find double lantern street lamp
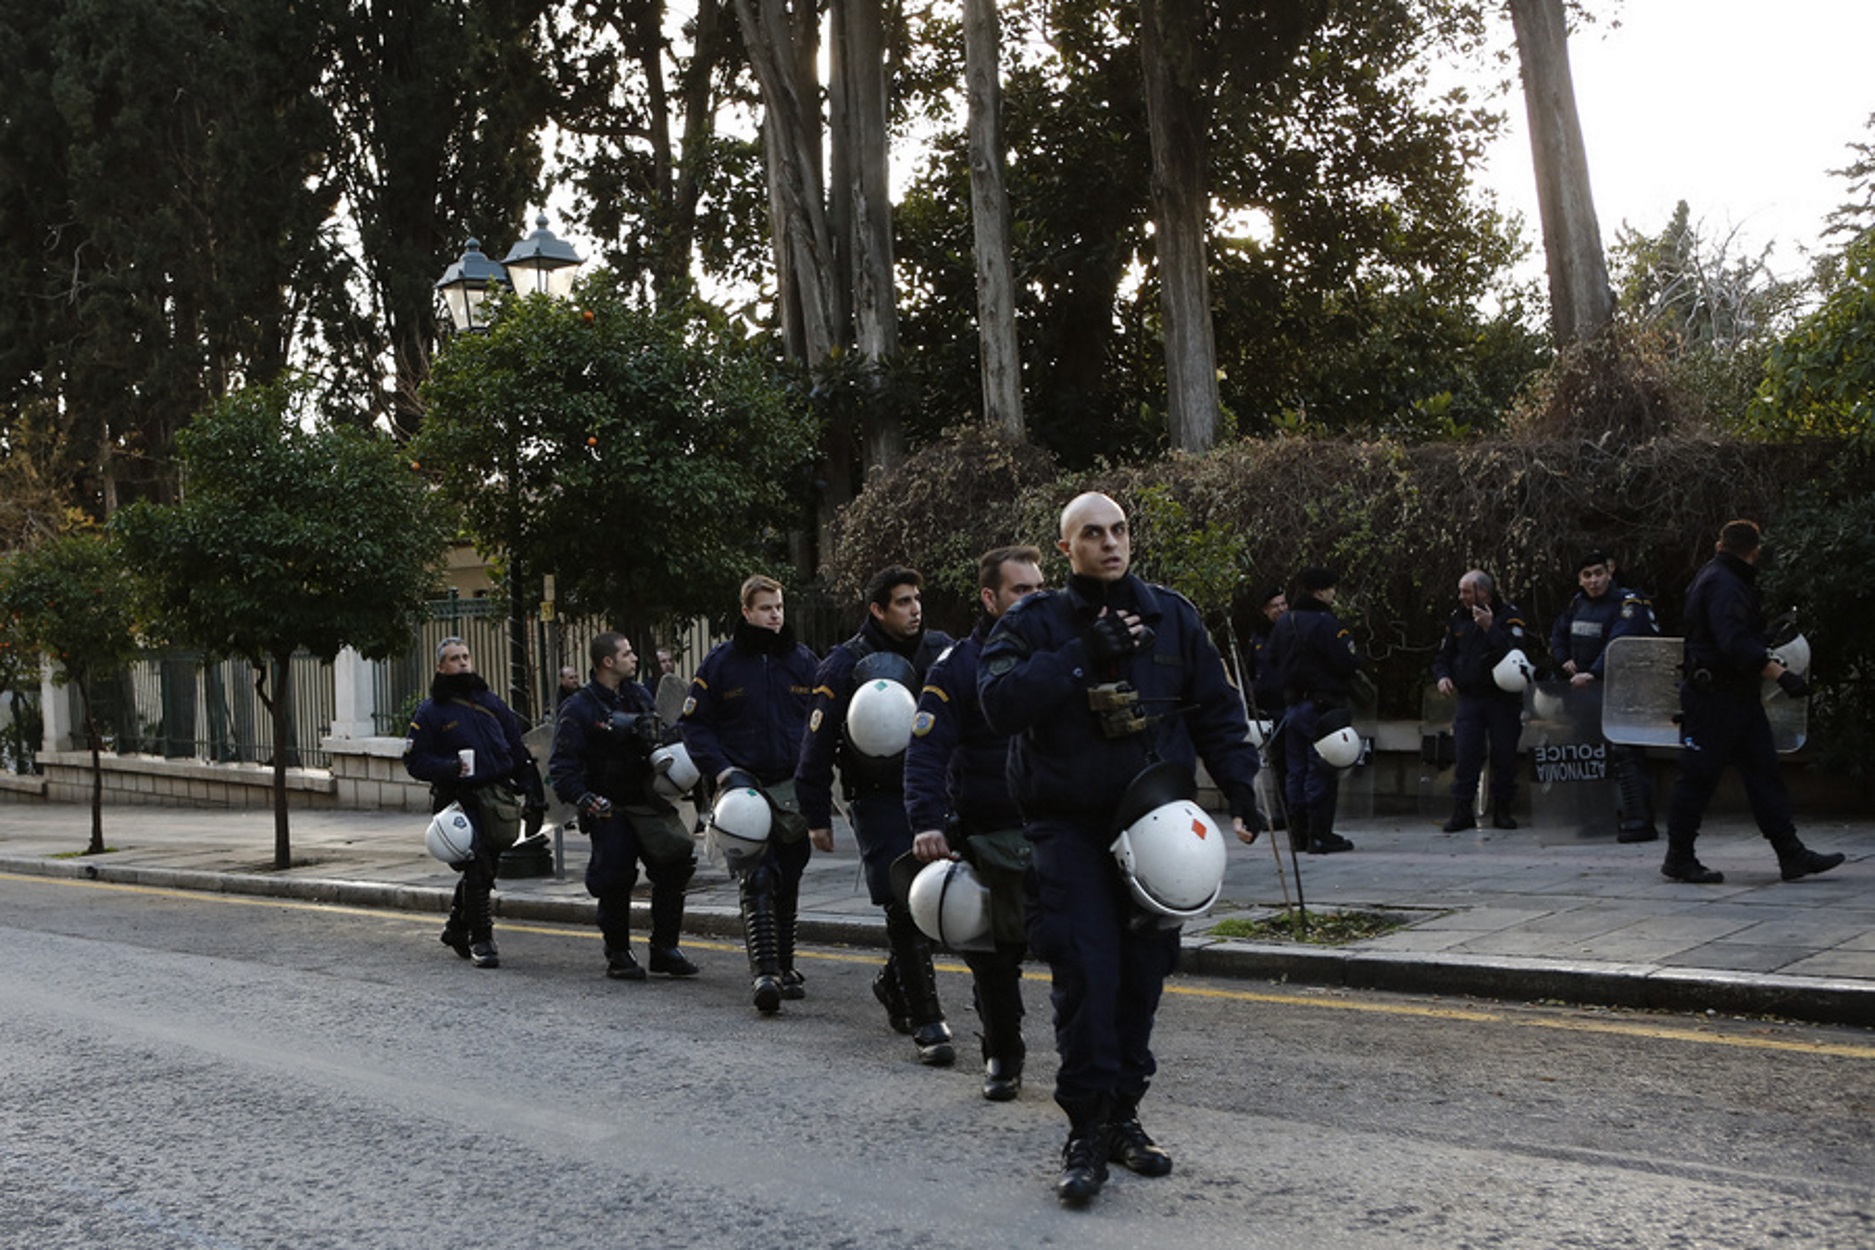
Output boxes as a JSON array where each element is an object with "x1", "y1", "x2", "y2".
[{"x1": 434, "y1": 215, "x2": 585, "y2": 722}]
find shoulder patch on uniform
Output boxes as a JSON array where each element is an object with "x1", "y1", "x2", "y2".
[
  {"x1": 809, "y1": 708, "x2": 824, "y2": 733},
  {"x1": 681, "y1": 695, "x2": 697, "y2": 716},
  {"x1": 986, "y1": 654, "x2": 1017, "y2": 676},
  {"x1": 1619, "y1": 604, "x2": 1634, "y2": 619},
  {"x1": 935, "y1": 643, "x2": 957, "y2": 666},
  {"x1": 911, "y1": 710, "x2": 936, "y2": 737}
]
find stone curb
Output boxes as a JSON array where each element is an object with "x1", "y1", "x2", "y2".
[{"x1": 7, "y1": 852, "x2": 1872, "y2": 1029}]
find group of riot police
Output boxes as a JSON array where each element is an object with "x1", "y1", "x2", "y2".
[{"x1": 403, "y1": 505, "x2": 1842, "y2": 1209}]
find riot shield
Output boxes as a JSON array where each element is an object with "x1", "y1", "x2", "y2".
[
  {"x1": 521, "y1": 720, "x2": 577, "y2": 829},
  {"x1": 1602, "y1": 636, "x2": 1808, "y2": 752},
  {"x1": 1524, "y1": 679, "x2": 1620, "y2": 842},
  {"x1": 655, "y1": 671, "x2": 688, "y2": 726}
]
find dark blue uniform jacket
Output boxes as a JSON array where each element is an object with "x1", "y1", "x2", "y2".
[
  {"x1": 1549, "y1": 586, "x2": 1658, "y2": 679},
  {"x1": 904, "y1": 616, "x2": 1022, "y2": 836},
  {"x1": 550, "y1": 678, "x2": 660, "y2": 808},
  {"x1": 978, "y1": 573, "x2": 1259, "y2": 824},
  {"x1": 795, "y1": 617, "x2": 951, "y2": 829},
  {"x1": 1265, "y1": 594, "x2": 1359, "y2": 703},
  {"x1": 404, "y1": 672, "x2": 538, "y2": 805},
  {"x1": 1433, "y1": 596, "x2": 1530, "y2": 699},
  {"x1": 679, "y1": 621, "x2": 817, "y2": 785},
  {"x1": 1682, "y1": 552, "x2": 1773, "y2": 694}
]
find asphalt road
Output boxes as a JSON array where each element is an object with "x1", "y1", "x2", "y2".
[{"x1": 3, "y1": 873, "x2": 1871, "y2": 1249}]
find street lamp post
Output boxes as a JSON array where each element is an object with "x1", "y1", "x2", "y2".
[{"x1": 434, "y1": 218, "x2": 583, "y2": 723}]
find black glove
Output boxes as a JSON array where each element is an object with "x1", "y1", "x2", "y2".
[
  {"x1": 608, "y1": 711, "x2": 662, "y2": 745},
  {"x1": 1088, "y1": 612, "x2": 1144, "y2": 661},
  {"x1": 578, "y1": 793, "x2": 614, "y2": 820},
  {"x1": 1776, "y1": 670, "x2": 1810, "y2": 699}
]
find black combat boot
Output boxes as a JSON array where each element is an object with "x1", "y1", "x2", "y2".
[
  {"x1": 1107, "y1": 1088, "x2": 1173, "y2": 1176},
  {"x1": 740, "y1": 873, "x2": 783, "y2": 1014},
  {"x1": 1308, "y1": 794, "x2": 1353, "y2": 854},
  {"x1": 440, "y1": 878, "x2": 472, "y2": 959},
  {"x1": 604, "y1": 946, "x2": 645, "y2": 980},
  {"x1": 775, "y1": 877, "x2": 805, "y2": 999},
  {"x1": 1442, "y1": 801, "x2": 1477, "y2": 833},
  {"x1": 647, "y1": 864, "x2": 699, "y2": 977},
  {"x1": 1661, "y1": 836, "x2": 1724, "y2": 884},
  {"x1": 872, "y1": 959, "x2": 911, "y2": 1034},
  {"x1": 1490, "y1": 798, "x2": 1518, "y2": 830},
  {"x1": 1775, "y1": 841, "x2": 1846, "y2": 882},
  {"x1": 887, "y1": 904, "x2": 954, "y2": 1066},
  {"x1": 1055, "y1": 1095, "x2": 1113, "y2": 1207},
  {"x1": 464, "y1": 866, "x2": 499, "y2": 969},
  {"x1": 973, "y1": 953, "x2": 1026, "y2": 1101},
  {"x1": 1286, "y1": 807, "x2": 1311, "y2": 853}
]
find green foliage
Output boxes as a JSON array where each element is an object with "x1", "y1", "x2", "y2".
[
  {"x1": 413, "y1": 287, "x2": 818, "y2": 629},
  {"x1": 0, "y1": 529, "x2": 141, "y2": 697},
  {"x1": 1746, "y1": 234, "x2": 1875, "y2": 441},
  {"x1": 1125, "y1": 484, "x2": 1246, "y2": 621},
  {"x1": 113, "y1": 381, "x2": 452, "y2": 665}
]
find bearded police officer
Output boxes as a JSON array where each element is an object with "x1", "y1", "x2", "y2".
[
  {"x1": 680, "y1": 575, "x2": 819, "y2": 1012},
  {"x1": 1434, "y1": 569, "x2": 1530, "y2": 832},
  {"x1": 404, "y1": 637, "x2": 546, "y2": 968},
  {"x1": 1549, "y1": 549, "x2": 1662, "y2": 841},
  {"x1": 797, "y1": 567, "x2": 956, "y2": 1063},
  {"x1": 552, "y1": 632, "x2": 701, "y2": 980},
  {"x1": 1661, "y1": 520, "x2": 1844, "y2": 884},
  {"x1": 979, "y1": 492, "x2": 1261, "y2": 1207},
  {"x1": 905, "y1": 546, "x2": 1045, "y2": 1101}
]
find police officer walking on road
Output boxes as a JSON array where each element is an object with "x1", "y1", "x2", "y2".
[
  {"x1": 1267, "y1": 566, "x2": 1360, "y2": 854},
  {"x1": 403, "y1": 637, "x2": 545, "y2": 969},
  {"x1": 1434, "y1": 570, "x2": 1530, "y2": 832},
  {"x1": 680, "y1": 575, "x2": 819, "y2": 1013},
  {"x1": 1549, "y1": 549, "x2": 1661, "y2": 841},
  {"x1": 551, "y1": 632, "x2": 701, "y2": 980},
  {"x1": 979, "y1": 492, "x2": 1262, "y2": 1207},
  {"x1": 905, "y1": 546, "x2": 1045, "y2": 1101},
  {"x1": 797, "y1": 567, "x2": 956, "y2": 1063},
  {"x1": 1661, "y1": 520, "x2": 1845, "y2": 885}
]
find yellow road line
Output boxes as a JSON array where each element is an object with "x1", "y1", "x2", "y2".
[{"x1": 9, "y1": 870, "x2": 1872, "y2": 1059}]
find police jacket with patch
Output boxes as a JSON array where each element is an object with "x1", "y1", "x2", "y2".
[
  {"x1": 1266, "y1": 594, "x2": 1359, "y2": 704},
  {"x1": 1549, "y1": 586, "x2": 1658, "y2": 679},
  {"x1": 404, "y1": 673, "x2": 539, "y2": 807},
  {"x1": 904, "y1": 616, "x2": 1022, "y2": 837},
  {"x1": 679, "y1": 621, "x2": 818, "y2": 786},
  {"x1": 978, "y1": 572, "x2": 1259, "y2": 825},
  {"x1": 795, "y1": 616, "x2": 951, "y2": 828},
  {"x1": 1682, "y1": 552, "x2": 1773, "y2": 693},
  {"x1": 550, "y1": 678, "x2": 661, "y2": 808},
  {"x1": 1433, "y1": 596, "x2": 1529, "y2": 699}
]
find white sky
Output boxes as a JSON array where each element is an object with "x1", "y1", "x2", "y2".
[{"x1": 1480, "y1": 1, "x2": 1875, "y2": 283}]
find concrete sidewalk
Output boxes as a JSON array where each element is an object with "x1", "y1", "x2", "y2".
[{"x1": 2, "y1": 800, "x2": 1870, "y2": 1027}]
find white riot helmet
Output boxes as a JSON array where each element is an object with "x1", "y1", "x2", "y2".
[
  {"x1": 845, "y1": 678, "x2": 918, "y2": 759},
  {"x1": 649, "y1": 742, "x2": 700, "y2": 799},
  {"x1": 424, "y1": 802, "x2": 477, "y2": 865},
  {"x1": 1109, "y1": 763, "x2": 1229, "y2": 920},
  {"x1": 907, "y1": 859, "x2": 994, "y2": 952},
  {"x1": 707, "y1": 785, "x2": 771, "y2": 866},
  {"x1": 1771, "y1": 633, "x2": 1811, "y2": 678},
  {"x1": 1492, "y1": 648, "x2": 1534, "y2": 693},
  {"x1": 1247, "y1": 718, "x2": 1273, "y2": 748},
  {"x1": 1312, "y1": 704, "x2": 1362, "y2": 769}
]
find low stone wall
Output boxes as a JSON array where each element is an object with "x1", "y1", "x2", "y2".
[
  {"x1": 324, "y1": 737, "x2": 432, "y2": 813},
  {"x1": 22, "y1": 751, "x2": 337, "y2": 809}
]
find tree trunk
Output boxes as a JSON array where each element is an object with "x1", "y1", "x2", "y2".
[
  {"x1": 266, "y1": 653, "x2": 293, "y2": 870},
  {"x1": 77, "y1": 678, "x2": 104, "y2": 855},
  {"x1": 962, "y1": 0, "x2": 1024, "y2": 439},
  {"x1": 838, "y1": 0, "x2": 904, "y2": 476},
  {"x1": 1140, "y1": 0, "x2": 1221, "y2": 453},
  {"x1": 1508, "y1": 0, "x2": 1614, "y2": 346}
]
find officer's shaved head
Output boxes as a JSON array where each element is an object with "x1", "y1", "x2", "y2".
[{"x1": 1058, "y1": 492, "x2": 1131, "y2": 581}]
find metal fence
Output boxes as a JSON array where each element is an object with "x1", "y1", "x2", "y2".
[{"x1": 107, "y1": 650, "x2": 338, "y2": 768}]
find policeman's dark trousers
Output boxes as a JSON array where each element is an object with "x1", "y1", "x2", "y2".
[
  {"x1": 740, "y1": 837, "x2": 811, "y2": 972},
  {"x1": 584, "y1": 812, "x2": 696, "y2": 950},
  {"x1": 848, "y1": 789, "x2": 915, "y2": 905},
  {"x1": 1025, "y1": 818, "x2": 1178, "y2": 1105},
  {"x1": 447, "y1": 854, "x2": 498, "y2": 942},
  {"x1": 1665, "y1": 689, "x2": 1797, "y2": 854},
  {"x1": 1281, "y1": 700, "x2": 1340, "y2": 820},
  {"x1": 1451, "y1": 694, "x2": 1521, "y2": 809},
  {"x1": 962, "y1": 944, "x2": 1027, "y2": 1064}
]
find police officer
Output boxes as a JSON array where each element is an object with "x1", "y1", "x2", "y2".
[
  {"x1": 1661, "y1": 520, "x2": 1844, "y2": 884},
  {"x1": 679, "y1": 575, "x2": 819, "y2": 1013},
  {"x1": 979, "y1": 492, "x2": 1261, "y2": 1207},
  {"x1": 905, "y1": 546, "x2": 1045, "y2": 1101},
  {"x1": 797, "y1": 567, "x2": 955, "y2": 1063},
  {"x1": 1434, "y1": 569, "x2": 1529, "y2": 832},
  {"x1": 1549, "y1": 549, "x2": 1661, "y2": 841},
  {"x1": 1241, "y1": 583, "x2": 1289, "y2": 840},
  {"x1": 1266, "y1": 567, "x2": 1360, "y2": 854},
  {"x1": 551, "y1": 632, "x2": 700, "y2": 980},
  {"x1": 403, "y1": 637, "x2": 545, "y2": 969}
]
